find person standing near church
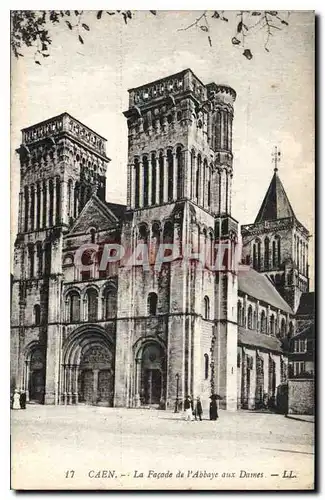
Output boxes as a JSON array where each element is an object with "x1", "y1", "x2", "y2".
[
  {"x1": 194, "y1": 397, "x2": 203, "y2": 421},
  {"x1": 209, "y1": 395, "x2": 219, "y2": 421},
  {"x1": 184, "y1": 395, "x2": 193, "y2": 421},
  {"x1": 12, "y1": 389, "x2": 21, "y2": 410},
  {"x1": 20, "y1": 390, "x2": 26, "y2": 410}
]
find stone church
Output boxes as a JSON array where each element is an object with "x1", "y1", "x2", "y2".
[{"x1": 11, "y1": 69, "x2": 311, "y2": 411}]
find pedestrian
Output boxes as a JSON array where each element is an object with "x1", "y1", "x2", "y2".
[
  {"x1": 20, "y1": 390, "x2": 26, "y2": 410},
  {"x1": 194, "y1": 396, "x2": 203, "y2": 421},
  {"x1": 209, "y1": 394, "x2": 219, "y2": 421},
  {"x1": 184, "y1": 395, "x2": 193, "y2": 421},
  {"x1": 12, "y1": 389, "x2": 21, "y2": 410}
]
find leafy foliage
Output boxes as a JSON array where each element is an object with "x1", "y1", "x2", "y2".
[
  {"x1": 179, "y1": 10, "x2": 290, "y2": 60},
  {"x1": 11, "y1": 10, "x2": 290, "y2": 64}
]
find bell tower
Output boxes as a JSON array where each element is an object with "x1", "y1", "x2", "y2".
[
  {"x1": 115, "y1": 69, "x2": 239, "y2": 411},
  {"x1": 241, "y1": 148, "x2": 310, "y2": 312},
  {"x1": 11, "y1": 113, "x2": 109, "y2": 402}
]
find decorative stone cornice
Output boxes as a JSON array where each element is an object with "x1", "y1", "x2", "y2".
[{"x1": 21, "y1": 113, "x2": 108, "y2": 160}]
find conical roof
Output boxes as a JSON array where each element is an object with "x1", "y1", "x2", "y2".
[{"x1": 255, "y1": 169, "x2": 295, "y2": 223}]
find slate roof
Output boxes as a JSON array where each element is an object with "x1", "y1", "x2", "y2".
[
  {"x1": 238, "y1": 327, "x2": 284, "y2": 353},
  {"x1": 238, "y1": 267, "x2": 293, "y2": 314},
  {"x1": 105, "y1": 202, "x2": 127, "y2": 221},
  {"x1": 255, "y1": 170, "x2": 296, "y2": 223},
  {"x1": 296, "y1": 292, "x2": 315, "y2": 316}
]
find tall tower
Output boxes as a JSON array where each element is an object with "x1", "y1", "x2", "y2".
[
  {"x1": 115, "y1": 69, "x2": 239, "y2": 410},
  {"x1": 11, "y1": 113, "x2": 109, "y2": 402},
  {"x1": 241, "y1": 148, "x2": 309, "y2": 312}
]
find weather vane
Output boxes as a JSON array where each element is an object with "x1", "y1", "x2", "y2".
[{"x1": 272, "y1": 146, "x2": 281, "y2": 172}]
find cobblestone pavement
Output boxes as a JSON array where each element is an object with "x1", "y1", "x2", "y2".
[{"x1": 11, "y1": 405, "x2": 314, "y2": 490}]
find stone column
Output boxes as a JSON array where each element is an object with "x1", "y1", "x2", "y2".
[
  {"x1": 129, "y1": 163, "x2": 134, "y2": 209},
  {"x1": 183, "y1": 149, "x2": 190, "y2": 199},
  {"x1": 60, "y1": 179, "x2": 68, "y2": 226},
  {"x1": 53, "y1": 179, "x2": 57, "y2": 227},
  {"x1": 34, "y1": 245, "x2": 39, "y2": 278},
  {"x1": 71, "y1": 365, "x2": 77, "y2": 404},
  {"x1": 267, "y1": 305, "x2": 270, "y2": 335},
  {"x1": 190, "y1": 152, "x2": 195, "y2": 200},
  {"x1": 220, "y1": 111, "x2": 225, "y2": 151},
  {"x1": 256, "y1": 300, "x2": 260, "y2": 331},
  {"x1": 228, "y1": 173, "x2": 233, "y2": 214},
  {"x1": 139, "y1": 117, "x2": 144, "y2": 133},
  {"x1": 74, "y1": 366, "x2": 79, "y2": 404},
  {"x1": 63, "y1": 365, "x2": 67, "y2": 404},
  {"x1": 229, "y1": 114, "x2": 233, "y2": 151},
  {"x1": 248, "y1": 351, "x2": 256, "y2": 410},
  {"x1": 131, "y1": 165, "x2": 135, "y2": 209},
  {"x1": 241, "y1": 348, "x2": 247, "y2": 408},
  {"x1": 155, "y1": 157, "x2": 160, "y2": 204},
  {"x1": 243, "y1": 294, "x2": 247, "y2": 328},
  {"x1": 139, "y1": 160, "x2": 144, "y2": 208},
  {"x1": 22, "y1": 360, "x2": 26, "y2": 393},
  {"x1": 221, "y1": 169, "x2": 227, "y2": 214},
  {"x1": 46, "y1": 179, "x2": 51, "y2": 227},
  {"x1": 225, "y1": 172, "x2": 229, "y2": 214},
  {"x1": 127, "y1": 162, "x2": 132, "y2": 208},
  {"x1": 18, "y1": 191, "x2": 24, "y2": 233},
  {"x1": 25, "y1": 360, "x2": 30, "y2": 401},
  {"x1": 26, "y1": 187, "x2": 30, "y2": 232},
  {"x1": 134, "y1": 358, "x2": 141, "y2": 407},
  {"x1": 173, "y1": 152, "x2": 178, "y2": 200},
  {"x1": 39, "y1": 186, "x2": 44, "y2": 229},
  {"x1": 67, "y1": 365, "x2": 73, "y2": 404},
  {"x1": 83, "y1": 297, "x2": 88, "y2": 322},
  {"x1": 201, "y1": 161, "x2": 206, "y2": 207},
  {"x1": 148, "y1": 156, "x2": 152, "y2": 206},
  {"x1": 93, "y1": 369, "x2": 99, "y2": 405},
  {"x1": 263, "y1": 353, "x2": 269, "y2": 398},
  {"x1": 33, "y1": 188, "x2": 38, "y2": 230},
  {"x1": 29, "y1": 187, "x2": 34, "y2": 231},
  {"x1": 163, "y1": 155, "x2": 168, "y2": 203}
]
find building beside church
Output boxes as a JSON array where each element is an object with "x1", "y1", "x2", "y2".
[{"x1": 11, "y1": 69, "x2": 312, "y2": 412}]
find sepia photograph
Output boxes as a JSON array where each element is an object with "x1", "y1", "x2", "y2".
[{"x1": 10, "y1": 8, "x2": 315, "y2": 491}]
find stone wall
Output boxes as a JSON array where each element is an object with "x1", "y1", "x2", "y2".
[{"x1": 288, "y1": 378, "x2": 314, "y2": 415}]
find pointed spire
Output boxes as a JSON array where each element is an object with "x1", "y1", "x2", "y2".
[{"x1": 254, "y1": 149, "x2": 296, "y2": 223}]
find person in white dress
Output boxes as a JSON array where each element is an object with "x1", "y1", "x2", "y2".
[{"x1": 12, "y1": 389, "x2": 21, "y2": 410}]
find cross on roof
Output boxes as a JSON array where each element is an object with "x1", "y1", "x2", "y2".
[{"x1": 272, "y1": 146, "x2": 281, "y2": 172}]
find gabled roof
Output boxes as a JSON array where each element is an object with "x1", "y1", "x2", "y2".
[
  {"x1": 296, "y1": 292, "x2": 315, "y2": 316},
  {"x1": 238, "y1": 327, "x2": 284, "y2": 353},
  {"x1": 68, "y1": 195, "x2": 121, "y2": 235},
  {"x1": 255, "y1": 169, "x2": 296, "y2": 223},
  {"x1": 238, "y1": 267, "x2": 293, "y2": 314}
]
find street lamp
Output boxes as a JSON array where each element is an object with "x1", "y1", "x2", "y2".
[{"x1": 174, "y1": 373, "x2": 180, "y2": 413}]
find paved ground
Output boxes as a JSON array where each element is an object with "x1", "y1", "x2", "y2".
[{"x1": 11, "y1": 405, "x2": 314, "y2": 490}]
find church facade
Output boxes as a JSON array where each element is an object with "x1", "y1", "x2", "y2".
[{"x1": 11, "y1": 69, "x2": 310, "y2": 411}]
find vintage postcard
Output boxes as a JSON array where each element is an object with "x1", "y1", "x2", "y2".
[{"x1": 10, "y1": 10, "x2": 315, "y2": 490}]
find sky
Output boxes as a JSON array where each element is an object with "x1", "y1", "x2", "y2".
[{"x1": 10, "y1": 10, "x2": 314, "y2": 286}]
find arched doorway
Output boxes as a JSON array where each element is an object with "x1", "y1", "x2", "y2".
[
  {"x1": 28, "y1": 347, "x2": 46, "y2": 403},
  {"x1": 62, "y1": 326, "x2": 114, "y2": 406},
  {"x1": 135, "y1": 341, "x2": 166, "y2": 407},
  {"x1": 78, "y1": 344, "x2": 114, "y2": 405}
]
